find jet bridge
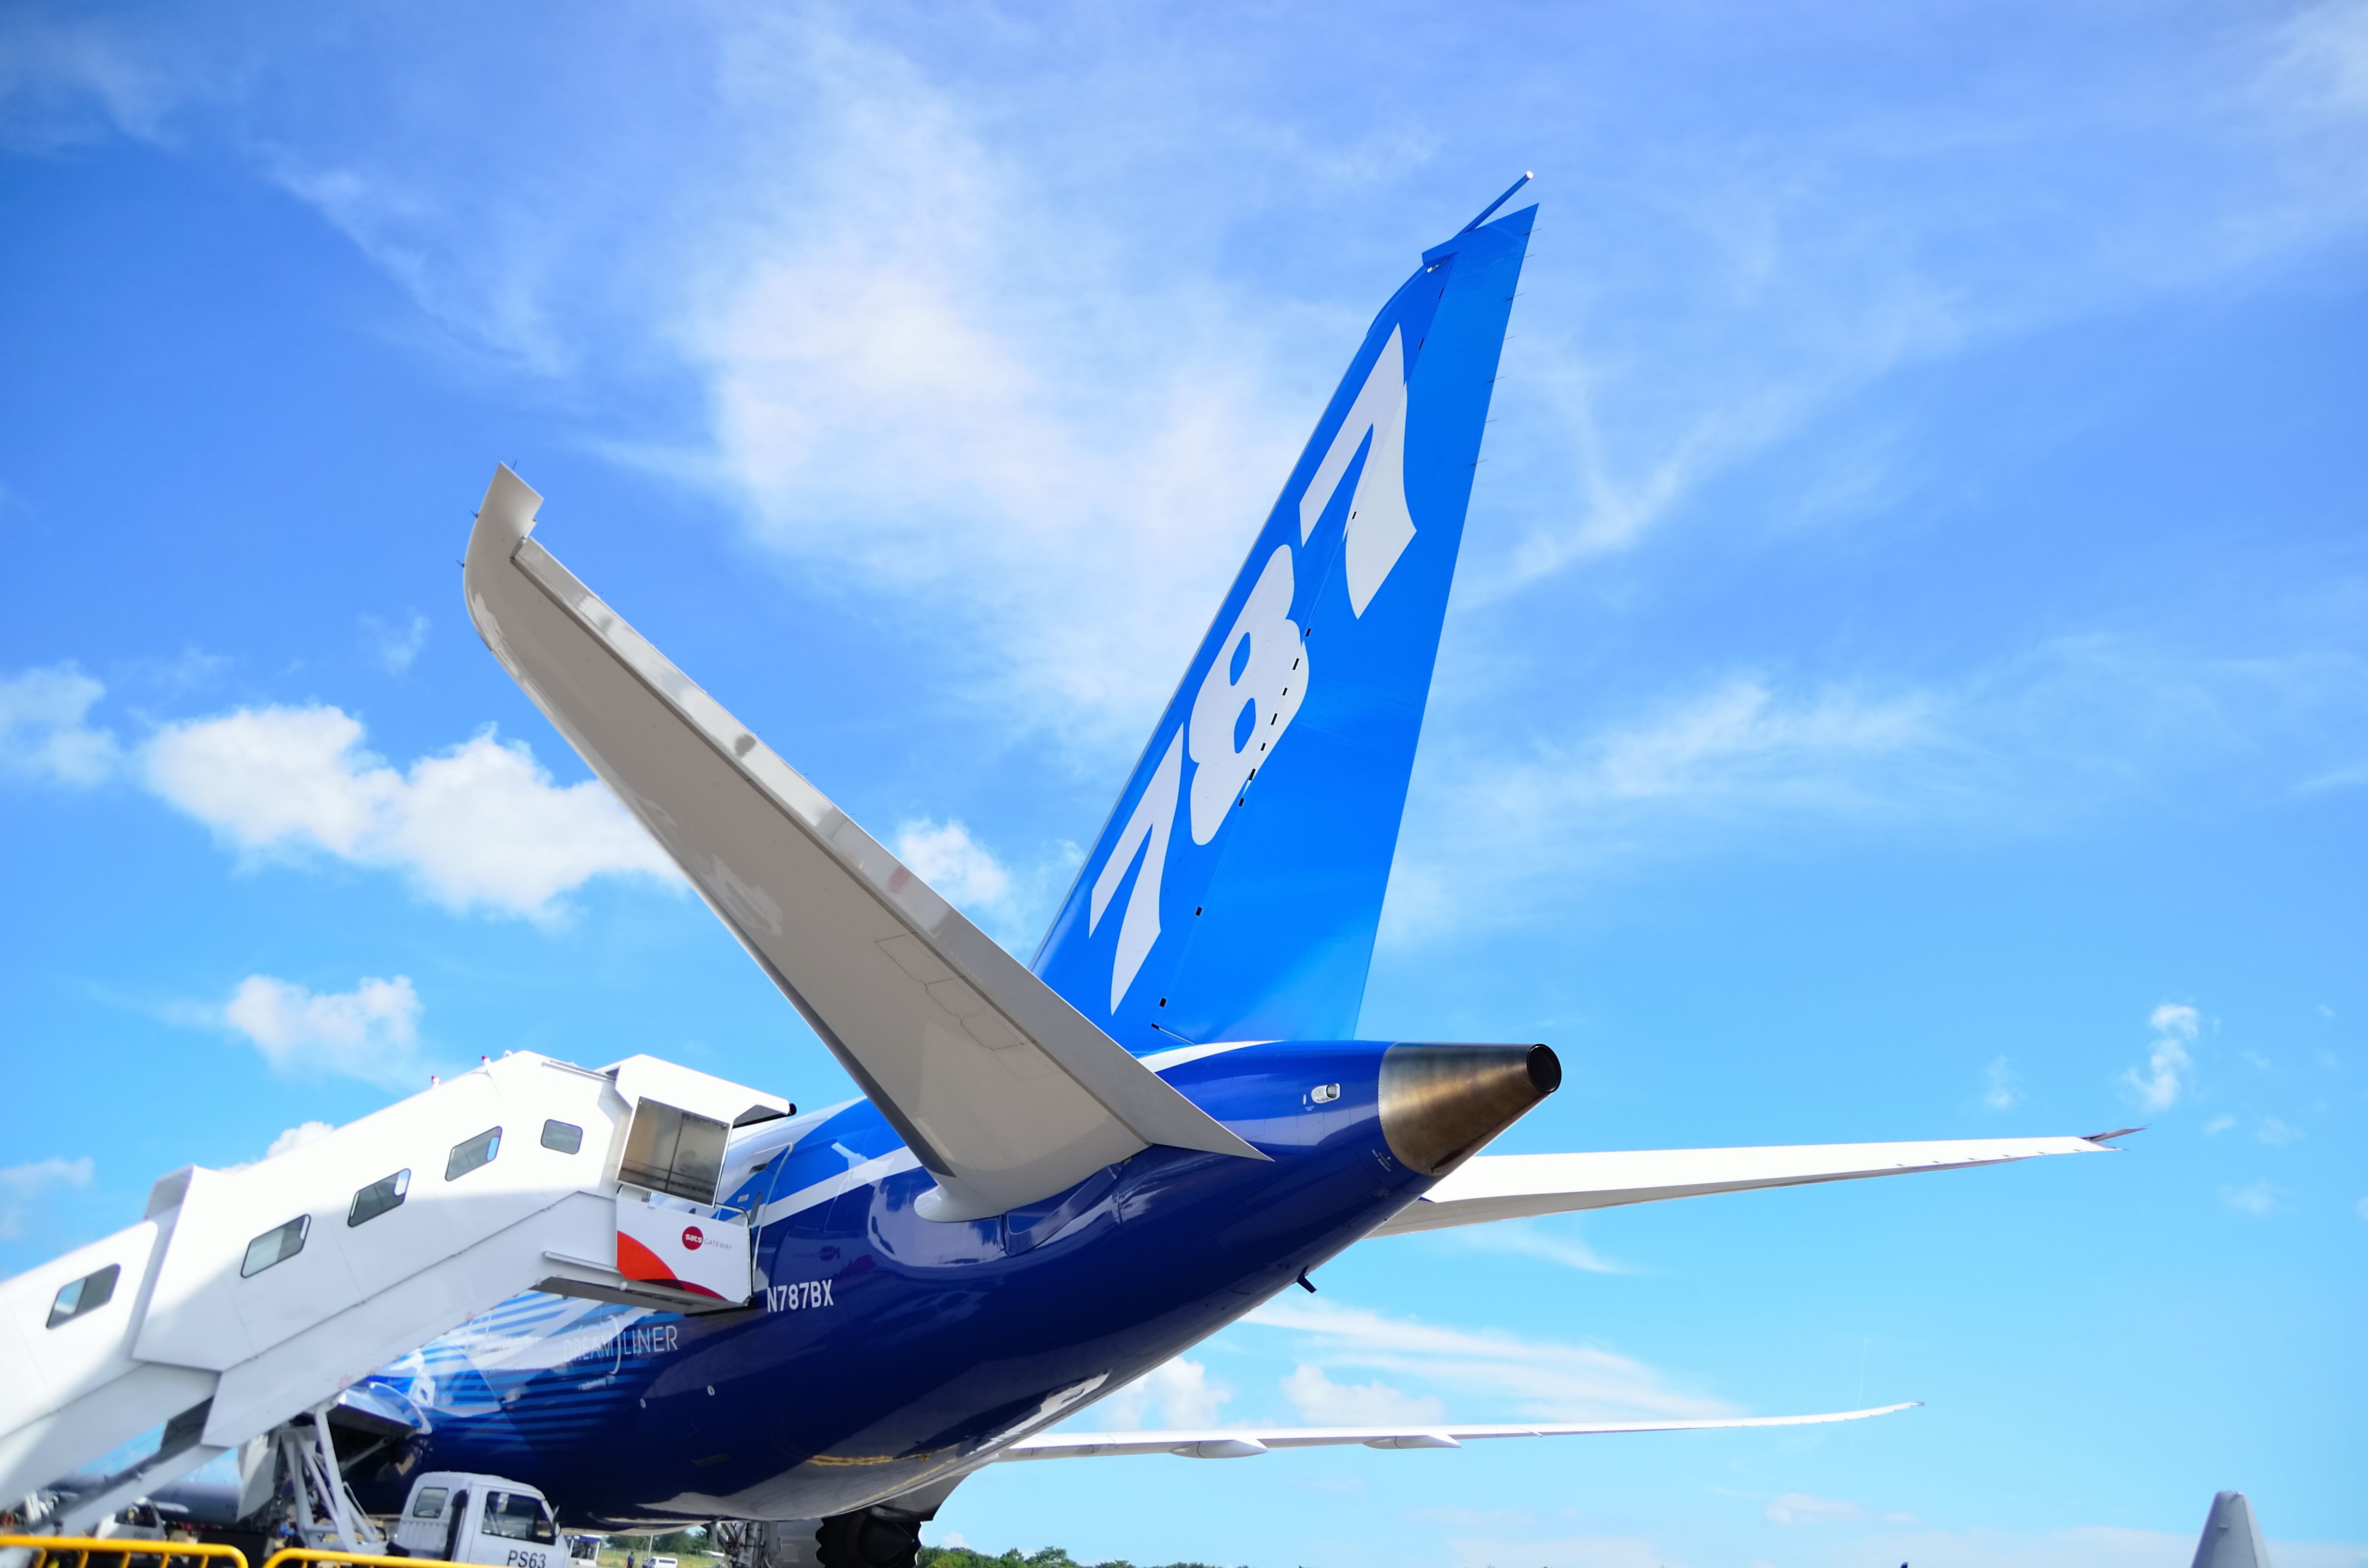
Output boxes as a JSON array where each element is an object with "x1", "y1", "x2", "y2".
[{"x1": 0, "y1": 1053, "x2": 787, "y2": 1537}]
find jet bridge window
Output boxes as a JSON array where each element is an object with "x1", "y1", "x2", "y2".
[
  {"x1": 240, "y1": 1215, "x2": 309, "y2": 1277},
  {"x1": 46, "y1": 1262, "x2": 120, "y2": 1328},
  {"x1": 348, "y1": 1169, "x2": 409, "y2": 1227},
  {"x1": 482, "y1": 1492, "x2": 556, "y2": 1544},
  {"x1": 446, "y1": 1126, "x2": 502, "y2": 1181},
  {"x1": 619, "y1": 1099, "x2": 728, "y2": 1204}
]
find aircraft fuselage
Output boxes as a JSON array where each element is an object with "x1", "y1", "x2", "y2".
[{"x1": 353, "y1": 1040, "x2": 1532, "y2": 1526}]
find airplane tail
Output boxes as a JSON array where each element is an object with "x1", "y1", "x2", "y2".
[
  {"x1": 2191, "y1": 1491, "x2": 2273, "y2": 1568},
  {"x1": 1034, "y1": 180, "x2": 1536, "y2": 1049}
]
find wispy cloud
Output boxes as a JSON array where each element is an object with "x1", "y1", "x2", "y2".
[
  {"x1": 0, "y1": 663, "x2": 120, "y2": 785},
  {"x1": 0, "y1": 1155, "x2": 95, "y2": 1241},
  {"x1": 2125, "y1": 1003, "x2": 2200, "y2": 1112},
  {"x1": 1243, "y1": 1295, "x2": 1727, "y2": 1421},
  {"x1": 1433, "y1": 1217, "x2": 1634, "y2": 1275},
  {"x1": 2257, "y1": 1115, "x2": 2305, "y2": 1146},
  {"x1": 1387, "y1": 640, "x2": 2368, "y2": 942},
  {"x1": 1765, "y1": 1492, "x2": 1913, "y2": 1526},
  {"x1": 2222, "y1": 1178, "x2": 2286, "y2": 1216},
  {"x1": 360, "y1": 612, "x2": 429, "y2": 675},
  {"x1": 1982, "y1": 1055, "x2": 2022, "y2": 1111},
  {"x1": 1280, "y1": 1364, "x2": 1446, "y2": 1426}
]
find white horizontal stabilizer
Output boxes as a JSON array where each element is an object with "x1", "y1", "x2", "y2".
[
  {"x1": 998, "y1": 1402, "x2": 1918, "y2": 1460},
  {"x1": 463, "y1": 466, "x2": 1260, "y2": 1220},
  {"x1": 1370, "y1": 1134, "x2": 2121, "y2": 1236}
]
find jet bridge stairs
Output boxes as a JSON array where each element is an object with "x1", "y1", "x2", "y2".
[{"x1": 0, "y1": 1053, "x2": 788, "y2": 1541}]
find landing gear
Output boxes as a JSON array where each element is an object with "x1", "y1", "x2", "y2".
[{"x1": 814, "y1": 1509, "x2": 920, "y2": 1568}]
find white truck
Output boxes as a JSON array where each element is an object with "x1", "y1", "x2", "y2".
[{"x1": 391, "y1": 1472, "x2": 561, "y2": 1568}]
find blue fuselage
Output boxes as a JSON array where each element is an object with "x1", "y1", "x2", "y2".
[{"x1": 352, "y1": 1042, "x2": 1431, "y2": 1526}]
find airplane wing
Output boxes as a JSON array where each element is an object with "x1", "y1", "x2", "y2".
[
  {"x1": 997, "y1": 1401, "x2": 1918, "y2": 1460},
  {"x1": 463, "y1": 466, "x2": 1262, "y2": 1221},
  {"x1": 1368, "y1": 1133, "x2": 2125, "y2": 1235}
]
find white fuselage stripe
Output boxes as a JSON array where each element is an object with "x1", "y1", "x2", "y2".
[
  {"x1": 751, "y1": 1050, "x2": 1258, "y2": 1227},
  {"x1": 753, "y1": 1149, "x2": 923, "y2": 1230}
]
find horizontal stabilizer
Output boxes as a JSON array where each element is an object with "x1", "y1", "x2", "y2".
[
  {"x1": 463, "y1": 466, "x2": 1261, "y2": 1221},
  {"x1": 999, "y1": 1401, "x2": 1917, "y2": 1460},
  {"x1": 1370, "y1": 1134, "x2": 2118, "y2": 1236}
]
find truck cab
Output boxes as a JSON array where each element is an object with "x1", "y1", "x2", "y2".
[{"x1": 391, "y1": 1472, "x2": 560, "y2": 1568}]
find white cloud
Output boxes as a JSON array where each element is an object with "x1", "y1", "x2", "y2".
[
  {"x1": 2124, "y1": 1003, "x2": 2200, "y2": 1111},
  {"x1": 223, "y1": 1120, "x2": 340, "y2": 1172},
  {"x1": 265, "y1": 1120, "x2": 336, "y2": 1160},
  {"x1": 2204, "y1": 1114, "x2": 2237, "y2": 1135},
  {"x1": 0, "y1": 664, "x2": 121, "y2": 785},
  {"x1": 0, "y1": 1155, "x2": 96, "y2": 1240},
  {"x1": 1086, "y1": 1356, "x2": 1231, "y2": 1431},
  {"x1": 894, "y1": 819, "x2": 1015, "y2": 922},
  {"x1": 2222, "y1": 1178, "x2": 2285, "y2": 1216},
  {"x1": 1982, "y1": 1055, "x2": 2022, "y2": 1111},
  {"x1": 1436, "y1": 1217, "x2": 1633, "y2": 1275},
  {"x1": 142, "y1": 704, "x2": 678, "y2": 919},
  {"x1": 1765, "y1": 1492, "x2": 1865, "y2": 1526},
  {"x1": 1244, "y1": 1296, "x2": 1727, "y2": 1422},
  {"x1": 217, "y1": 974, "x2": 427, "y2": 1089},
  {"x1": 1280, "y1": 1364, "x2": 1447, "y2": 1426},
  {"x1": 2356, "y1": 1194, "x2": 2368, "y2": 1220},
  {"x1": 360, "y1": 612, "x2": 429, "y2": 675},
  {"x1": 2257, "y1": 1115, "x2": 2305, "y2": 1146}
]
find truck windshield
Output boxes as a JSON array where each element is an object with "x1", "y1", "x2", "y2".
[{"x1": 482, "y1": 1492, "x2": 556, "y2": 1544}]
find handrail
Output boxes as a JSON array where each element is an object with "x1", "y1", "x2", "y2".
[
  {"x1": 0, "y1": 1536, "x2": 251, "y2": 1568},
  {"x1": 261, "y1": 1551, "x2": 483, "y2": 1568}
]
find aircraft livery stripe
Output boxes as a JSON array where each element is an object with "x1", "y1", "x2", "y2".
[{"x1": 752, "y1": 1148, "x2": 923, "y2": 1230}]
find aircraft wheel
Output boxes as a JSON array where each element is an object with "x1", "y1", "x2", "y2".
[{"x1": 814, "y1": 1510, "x2": 918, "y2": 1568}]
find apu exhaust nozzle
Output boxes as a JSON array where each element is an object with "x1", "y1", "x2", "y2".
[{"x1": 1378, "y1": 1042, "x2": 1562, "y2": 1176}]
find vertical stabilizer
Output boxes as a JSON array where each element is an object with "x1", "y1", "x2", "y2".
[
  {"x1": 1034, "y1": 195, "x2": 1535, "y2": 1049},
  {"x1": 2191, "y1": 1491, "x2": 2273, "y2": 1568}
]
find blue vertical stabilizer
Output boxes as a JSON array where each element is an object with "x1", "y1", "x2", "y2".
[{"x1": 1034, "y1": 199, "x2": 1535, "y2": 1048}]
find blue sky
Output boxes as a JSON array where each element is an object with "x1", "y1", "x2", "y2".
[{"x1": 2, "y1": 3, "x2": 2363, "y2": 1565}]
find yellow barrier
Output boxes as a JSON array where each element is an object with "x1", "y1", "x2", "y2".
[
  {"x1": 262, "y1": 1550, "x2": 481, "y2": 1568},
  {"x1": 0, "y1": 1536, "x2": 251, "y2": 1568},
  {"x1": 0, "y1": 1536, "x2": 489, "y2": 1568}
]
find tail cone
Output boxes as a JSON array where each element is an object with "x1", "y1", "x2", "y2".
[{"x1": 1379, "y1": 1042, "x2": 1561, "y2": 1176}]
